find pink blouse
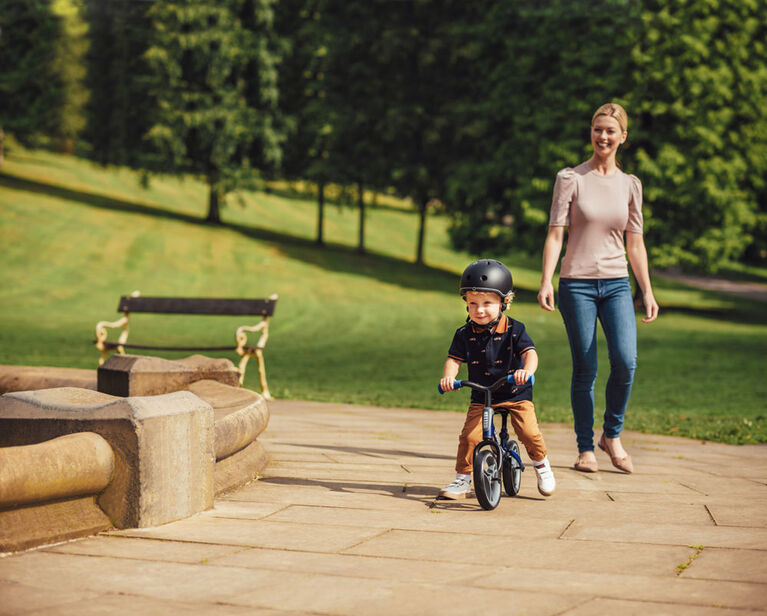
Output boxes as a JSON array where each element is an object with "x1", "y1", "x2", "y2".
[{"x1": 549, "y1": 162, "x2": 643, "y2": 279}]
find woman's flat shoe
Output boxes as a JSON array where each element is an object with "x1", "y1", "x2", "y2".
[
  {"x1": 598, "y1": 434, "x2": 634, "y2": 473},
  {"x1": 573, "y1": 456, "x2": 599, "y2": 473}
]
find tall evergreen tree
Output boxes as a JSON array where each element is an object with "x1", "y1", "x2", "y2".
[
  {"x1": 81, "y1": 0, "x2": 154, "y2": 167},
  {"x1": 379, "y1": 0, "x2": 479, "y2": 265},
  {"x1": 319, "y1": 1, "x2": 391, "y2": 254},
  {"x1": 0, "y1": 0, "x2": 88, "y2": 149},
  {"x1": 274, "y1": 0, "x2": 334, "y2": 245},
  {"x1": 143, "y1": 0, "x2": 282, "y2": 223}
]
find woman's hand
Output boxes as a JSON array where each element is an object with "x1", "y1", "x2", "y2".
[
  {"x1": 538, "y1": 281, "x2": 556, "y2": 311},
  {"x1": 641, "y1": 290, "x2": 659, "y2": 323},
  {"x1": 626, "y1": 233, "x2": 659, "y2": 323}
]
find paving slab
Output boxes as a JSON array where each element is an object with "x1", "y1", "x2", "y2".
[
  {"x1": 477, "y1": 566, "x2": 767, "y2": 610},
  {"x1": 207, "y1": 545, "x2": 494, "y2": 584},
  {"x1": 343, "y1": 529, "x2": 694, "y2": 574},
  {"x1": 559, "y1": 596, "x2": 764, "y2": 616},
  {"x1": 563, "y1": 519, "x2": 767, "y2": 549},
  {"x1": 21, "y1": 593, "x2": 268, "y2": 616},
  {"x1": 45, "y1": 535, "x2": 247, "y2": 564},
  {"x1": 113, "y1": 517, "x2": 385, "y2": 552},
  {"x1": 0, "y1": 580, "x2": 100, "y2": 616},
  {"x1": 707, "y1": 503, "x2": 767, "y2": 527},
  {"x1": 1, "y1": 397, "x2": 766, "y2": 614}
]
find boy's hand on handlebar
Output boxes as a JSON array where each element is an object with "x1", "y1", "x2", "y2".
[
  {"x1": 439, "y1": 376, "x2": 456, "y2": 392},
  {"x1": 512, "y1": 369, "x2": 533, "y2": 385}
]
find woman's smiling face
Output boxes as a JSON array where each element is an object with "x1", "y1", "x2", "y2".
[{"x1": 591, "y1": 114, "x2": 626, "y2": 159}]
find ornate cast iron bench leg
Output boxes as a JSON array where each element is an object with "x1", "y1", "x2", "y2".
[{"x1": 236, "y1": 320, "x2": 271, "y2": 399}]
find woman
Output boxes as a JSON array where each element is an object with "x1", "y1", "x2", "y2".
[{"x1": 538, "y1": 102, "x2": 659, "y2": 473}]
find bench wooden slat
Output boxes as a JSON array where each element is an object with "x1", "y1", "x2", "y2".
[
  {"x1": 117, "y1": 296, "x2": 276, "y2": 316},
  {"x1": 98, "y1": 341, "x2": 237, "y2": 352}
]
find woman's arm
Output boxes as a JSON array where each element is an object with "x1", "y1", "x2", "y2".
[
  {"x1": 538, "y1": 226, "x2": 565, "y2": 311},
  {"x1": 626, "y1": 232, "x2": 659, "y2": 323}
]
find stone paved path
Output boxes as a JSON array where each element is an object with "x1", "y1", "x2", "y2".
[{"x1": 1, "y1": 399, "x2": 766, "y2": 615}]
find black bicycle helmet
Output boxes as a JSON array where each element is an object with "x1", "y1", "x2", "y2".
[{"x1": 459, "y1": 259, "x2": 514, "y2": 305}]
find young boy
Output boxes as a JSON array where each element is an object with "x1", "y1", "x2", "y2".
[{"x1": 439, "y1": 259, "x2": 556, "y2": 499}]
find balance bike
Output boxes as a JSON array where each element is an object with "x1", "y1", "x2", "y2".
[{"x1": 438, "y1": 374, "x2": 534, "y2": 510}]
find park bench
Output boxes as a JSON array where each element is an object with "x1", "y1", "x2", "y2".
[{"x1": 94, "y1": 292, "x2": 278, "y2": 398}]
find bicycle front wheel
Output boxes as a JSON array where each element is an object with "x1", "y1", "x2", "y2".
[
  {"x1": 502, "y1": 440, "x2": 522, "y2": 496},
  {"x1": 473, "y1": 449, "x2": 501, "y2": 510}
]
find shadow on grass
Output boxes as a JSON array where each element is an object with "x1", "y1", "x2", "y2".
[
  {"x1": 0, "y1": 172, "x2": 203, "y2": 227},
  {"x1": 1, "y1": 170, "x2": 464, "y2": 295},
  {"x1": 657, "y1": 304, "x2": 767, "y2": 325},
  {"x1": 5, "y1": 171, "x2": 761, "y2": 315}
]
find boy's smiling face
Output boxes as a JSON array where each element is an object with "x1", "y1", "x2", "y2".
[{"x1": 465, "y1": 291, "x2": 503, "y2": 326}]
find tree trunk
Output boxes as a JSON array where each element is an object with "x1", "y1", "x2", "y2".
[
  {"x1": 316, "y1": 181, "x2": 325, "y2": 245},
  {"x1": 415, "y1": 197, "x2": 428, "y2": 264},
  {"x1": 357, "y1": 181, "x2": 365, "y2": 254},
  {"x1": 207, "y1": 183, "x2": 222, "y2": 224}
]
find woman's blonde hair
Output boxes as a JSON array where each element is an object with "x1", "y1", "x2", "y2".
[{"x1": 592, "y1": 102, "x2": 628, "y2": 133}]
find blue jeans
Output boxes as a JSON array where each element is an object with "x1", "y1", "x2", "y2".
[{"x1": 558, "y1": 277, "x2": 637, "y2": 453}]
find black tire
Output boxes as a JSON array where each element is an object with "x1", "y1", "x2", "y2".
[
  {"x1": 473, "y1": 449, "x2": 501, "y2": 510},
  {"x1": 502, "y1": 440, "x2": 522, "y2": 496}
]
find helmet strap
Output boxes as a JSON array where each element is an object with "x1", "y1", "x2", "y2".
[{"x1": 467, "y1": 314, "x2": 502, "y2": 332}]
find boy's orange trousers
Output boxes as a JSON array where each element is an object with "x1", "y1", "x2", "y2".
[{"x1": 455, "y1": 400, "x2": 547, "y2": 474}]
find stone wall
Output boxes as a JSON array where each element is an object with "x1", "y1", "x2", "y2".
[{"x1": 0, "y1": 355, "x2": 270, "y2": 553}]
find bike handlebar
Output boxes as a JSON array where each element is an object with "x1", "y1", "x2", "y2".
[{"x1": 438, "y1": 373, "x2": 534, "y2": 394}]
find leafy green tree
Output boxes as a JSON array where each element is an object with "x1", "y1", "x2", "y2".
[
  {"x1": 81, "y1": 0, "x2": 154, "y2": 167},
  {"x1": 274, "y1": 0, "x2": 335, "y2": 245},
  {"x1": 446, "y1": 0, "x2": 636, "y2": 258},
  {"x1": 0, "y1": 0, "x2": 88, "y2": 150},
  {"x1": 318, "y1": 1, "x2": 392, "y2": 254},
  {"x1": 49, "y1": 0, "x2": 88, "y2": 150},
  {"x1": 143, "y1": 0, "x2": 282, "y2": 223},
  {"x1": 627, "y1": 0, "x2": 767, "y2": 271},
  {"x1": 378, "y1": 0, "x2": 469, "y2": 265}
]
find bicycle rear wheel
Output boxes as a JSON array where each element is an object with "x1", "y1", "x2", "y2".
[
  {"x1": 473, "y1": 449, "x2": 501, "y2": 510},
  {"x1": 502, "y1": 440, "x2": 522, "y2": 496}
]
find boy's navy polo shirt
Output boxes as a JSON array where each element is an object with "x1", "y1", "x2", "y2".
[{"x1": 447, "y1": 314, "x2": 535, "y2": 404}]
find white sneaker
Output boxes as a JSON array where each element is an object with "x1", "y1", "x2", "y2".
[
  {"x1": 439, "y1": 475, "x2": 471, "y2": 500},
  {"x1": 533, "y1": 457, "x2": 556, "y2": 496}
]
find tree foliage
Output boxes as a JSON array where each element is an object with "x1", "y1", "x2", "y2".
[
  {"x1": 378, "y1": 0, "x2": 470, "y2": 264},
  {"x1": 445, "y1": 0, "x2": 638, "y2": 257},
  {"x1": 81, "y1": 0, "x2": 154, "y2": 167},
  {"x1": 6, "y1": 0, "x2": 767, "y2": 271},
  {"x1": 143, "y1": 0, "x2": 282, "y2": 223},
  {"x1": 0, "y1": 0, "x2": 88, "y2": 148},
  {"x1": 626, "y1": 0, "x2": 767, "y2": 270}
]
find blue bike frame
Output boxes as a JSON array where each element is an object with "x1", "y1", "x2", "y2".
[{"x1": 439, "y1": 373, "x2": 534, "y2": 471}]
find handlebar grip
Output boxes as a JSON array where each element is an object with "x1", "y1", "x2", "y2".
[
  {"x1": 437, "y1": 380, "x2": 463, "y2": 394},
  {"x1": 506, "y1": 374, "x2": 535, "y2": 386}
]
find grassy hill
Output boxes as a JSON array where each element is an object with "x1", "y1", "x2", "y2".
[{"x1": 1, "y1": 142, "x2": 765, "y2": 445}]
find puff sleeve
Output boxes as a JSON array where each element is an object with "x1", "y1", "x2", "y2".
[
  {"x1": 549, "y1": 167, "x2": 577, "y2": 226},
  {"x1": 626, "y1": 174, "x2": 643, "y2": 234}
]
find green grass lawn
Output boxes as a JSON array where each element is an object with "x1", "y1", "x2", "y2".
[{"x1": 1, "y1": 143, "x2": 766, "y2": 445}]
